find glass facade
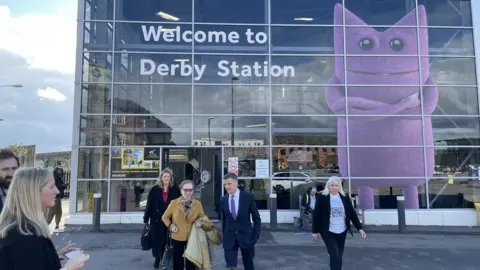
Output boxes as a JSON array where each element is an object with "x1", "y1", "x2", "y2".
[{"x1": 73, "y1": 0, "x2": 480, "y2": 214}]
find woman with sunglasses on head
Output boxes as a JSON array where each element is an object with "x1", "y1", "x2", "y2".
[
  {"x1": 0, "y1": 167, "x2": 89, "y2": 270},
  {"x1": 144, "y1": 168, "x2": 181, "y2": 269},
  {"x1": 312, "y1": 176, "x2": 367, "y2": 270},
  {"x1": 162, "y1": 180, "x2": 205, "y2": 270}
]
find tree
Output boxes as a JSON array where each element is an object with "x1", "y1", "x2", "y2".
[{"x1": 7, "y1": 144, "x2": 36, "y2": 167}]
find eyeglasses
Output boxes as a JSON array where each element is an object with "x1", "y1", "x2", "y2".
[{"x1": 182, "y1": 188, "x2": 194, "y2": 193}]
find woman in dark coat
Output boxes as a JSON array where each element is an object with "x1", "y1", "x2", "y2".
[{"x1": 144, "y1": 168, "x2": 181, "y2": 269}]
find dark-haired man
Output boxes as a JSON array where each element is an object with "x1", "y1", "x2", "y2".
[
  {"x1": 220, "y1": 173, "x2": 261, "y2": 270},
  {"x1": 0, "y1": 149, "x2": 20, "y2": 213}
]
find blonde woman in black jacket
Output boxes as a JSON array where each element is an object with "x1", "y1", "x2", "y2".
[{"x1": 312, "y1": 176, "x2": 367, "y2": 270}]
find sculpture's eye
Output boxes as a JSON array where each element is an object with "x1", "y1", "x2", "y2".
[
  {"x1": 390, "y1": 38, "x2": 404, "y2": 51},
  {"x1": 359, "y1": 38, "x2": 374, "y2": 50}
]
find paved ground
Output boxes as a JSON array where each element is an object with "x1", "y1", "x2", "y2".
[{"x1": 50, "y1": 227, "x2": 480, "y2": 270}]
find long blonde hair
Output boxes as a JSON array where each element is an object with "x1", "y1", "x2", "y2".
[
  {"x1": 156, "y1": 168, "x2": 174, "y2": 188},
  {"x1": 321, "y1": 176, "x2": 346, "y2": 196},
  {"x1": 0, "y1": 167, "x2": 52, "y2": 239}
]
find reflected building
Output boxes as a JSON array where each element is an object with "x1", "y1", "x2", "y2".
[{"x1": 69, "y1": 0, "x2": 480, "y2": 226}]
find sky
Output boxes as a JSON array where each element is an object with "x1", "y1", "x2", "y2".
[{"x1": 0, "y1": 0, "x2": 77, "y2": 153}]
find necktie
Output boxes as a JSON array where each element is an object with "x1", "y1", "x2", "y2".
[{"x1": 230, "y1": 195, "x2": 236, "y2": 219}]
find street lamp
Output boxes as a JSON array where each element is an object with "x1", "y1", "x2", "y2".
[
  {"x1": 208, "y1": 117, "x2": 214, "y2": 146},
  {"x1": 0, "y1": 84, "x2": 23, "y2": 88}
]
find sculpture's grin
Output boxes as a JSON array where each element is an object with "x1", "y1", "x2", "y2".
[{"x1": 347, "y1": 70, "x2": 418, "y2": 76}]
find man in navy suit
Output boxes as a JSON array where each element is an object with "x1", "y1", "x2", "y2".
[{"x1": 221, "y1": 173, "x2": 261, "y2": 270}]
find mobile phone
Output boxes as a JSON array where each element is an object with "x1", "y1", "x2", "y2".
[{"x1": 65, "y1": 249, "x2": 88, "y2": 260}]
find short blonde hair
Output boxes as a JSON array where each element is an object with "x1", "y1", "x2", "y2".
[
  {"x1": 156, "y1": 168, "x2": 174, "y2": 188},
  {"x1": 0, "y1": 167, "x2": 53, "y2": 239},
  {"x1": 321, "y1": 176, "x2": 346, "y2": 196}
]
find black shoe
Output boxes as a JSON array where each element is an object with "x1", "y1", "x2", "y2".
[{"x1": 154, "y1": 258, "x2": 160, "y2": 269}]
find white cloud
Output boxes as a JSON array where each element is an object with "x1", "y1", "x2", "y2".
[
  {"x1": 0, "y1": 5, "x2": 77, "y2": 74},
  {"x1": 37, "y1": 87, "x2": 67, "y2": 102}
]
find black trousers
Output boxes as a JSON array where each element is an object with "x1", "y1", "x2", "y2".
[
  {"x1": 224, "y1": 239, "x2": 255, "y2": 270},
  {"x1": 321, "y1": 230, "x2": 347, "y2": 270},
  {"x1": 172, "y1": 239, "x2": 195, "y2": 270}
]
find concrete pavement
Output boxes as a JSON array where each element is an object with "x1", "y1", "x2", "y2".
[{"x1": 51, "y1": 227, "x2": 480, "y2": 270}]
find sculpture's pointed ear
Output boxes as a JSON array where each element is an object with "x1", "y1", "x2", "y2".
[
  {"x1": 335, "y1": 4, "x2": 368, "y2": 26},
  {"x1": 395, "y1": 5, "x2": 426, "y2": 26}
]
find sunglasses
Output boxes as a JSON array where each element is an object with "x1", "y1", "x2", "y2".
[{"x1": 182, "y1": 188, "x2": 194, "y2": 193}]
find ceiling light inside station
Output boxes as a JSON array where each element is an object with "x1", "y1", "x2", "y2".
[
  {"x1": 294, "y1": 17, "x2": 313, "y2": 21},
  {"x1": 156, "y1": 11, "x2": 180, "y2": 21}
]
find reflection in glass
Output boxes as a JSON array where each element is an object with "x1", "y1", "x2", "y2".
[
  {"x1": 194, "y1": 85, "x2": 267, "y2": 115},
  {"x1": 434, "y1": 87, "x2": 479, "y2": 115},
  {"x1": 432, "y1": 117, "x2": 480, "y2": 145},
  {"x1": 342, "y1": 1, "x2": 419, "y2": 26},
  {"x1": 114, "y1": 53, "x2": 192, "y2": 83},
  {"x1": 271, "y1": 26, "x2": 334, "y2": 54},
  {"x1": 79, "y1": 115, "x2": 110, "y2": 146},
  {"x1": 78, "y1": 148, "x2": 110, "y2": 179},
  {"x1": 194, "y1": 0, "x2": 267, "y2": 24},
  {"x1": 271, "y1": 56, "x2": 334, "y2": 85},
  {"x1": 273, "y1": 176, "x2": 327, "y2": 210},
  {"x1": 80, "y1": 84, "x2": 111, "y2": 114},
  {"x1": 194, "y1": 55, "x2": 270, "y2": 84},
  {"x1": 429, "y1": 57, "x2": 477, "y2": 85},
  {"x1": 419, "y1": 0, "x2": 473, "y2": 27},
  {"x1": 115, "y1": 23, "x2": 192, "y2": 52},
  {"x1": 223, "y1": 147, "x2": 269, "y2": 177},
  {"x1": 83, "y1": 22, "x2": 113, "y2": 51},
  {"x1": 76, "y1": 181, "x2": 108, "y2": 213},
  {"x1": 85, "y1": 0, "x2": 113, "y2": 20},
  {"x1": 113, "y1": 84, "x2": 191, "y2": 114},
  {"x1": 109, "y1": 180, "x2": 156, "y2": 212},
  {"x1": 112, "y1": 115, "x2": 191, "y2": 146},
  {"x1": 272, "y1": 86, "x2": 339, "y2": 115},
  {"x1": 271, "y1": 0, "x2": 341, "y2": 25},
  {"x1": 272, "y1": 147, "x2": 341, "y2": 177},
  {"x1": 82, "y1": 52, "x2": 112, "y2": 83},
  {"x1": 232, "y1": 179, "x2": 268, "y2": 210},
  {"x1": 193, "y1": 25, "x2": 268, "y2": 54},
  {"x1": 348, "y1": 185, "x2": 428, "y2": 209},
  {"x1": 194, "y1": 116, "x2": 269, "y2": 146},
  {"x1": 428, "y1": 28, "x2": 474, "y2": 56},
  {"x1": 271, "y1": 116, "x2": 338, "y2": 146},
  {"x1": 115, "y1": 0, "x2": 192, "y2": 22}
]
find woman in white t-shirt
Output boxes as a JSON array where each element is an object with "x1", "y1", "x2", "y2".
[{"x1": 312, "y1": 176, "x2": 367, "y2": 270}]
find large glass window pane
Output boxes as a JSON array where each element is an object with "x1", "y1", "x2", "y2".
[
  {"x1": 195, "y1": 0, "x2": 267, "y2": 24},
  {"x1": 193, "y1": 25, "x2": 268, "y2": 54},
  {"x1": 112, "y1": 115, "x2": 191, "y2": 146},
  {"x1": 271, "y1": 0, "x2": 341, "y2": 25},
  {"x1": 194, "y1": 55, "x2": 269, "y2": 84},
  {"x1": 272, "y1": 116, "x2": 339, "y2": 146},
  {"x1": 349, "y1": 184, "x2": 428, "y2": 209},
  {"x1": 113, "y1": 84, "x2": 191, "y2": 114},
  {"x1": 76, "y1": 181, "x2": 108, "y2": 213},
  {"x1": 194, "y1": 85, "x2": 267, "y2": 115},
  {"x1": 84, "y1": 0, "x2": 113, "y2": 20},
  {"x1": 115, "y1": 0, "x2": 192, "y2": 22},
  {"x1": 272, "y1": 86, "x2": 342, "y2": 115},
  {"x1": 428, "y1": 28, "x2": 474, "y2": 56},
  {"x1": 114, "y1": 53, "x2": 192, "y2": 83},
  {"x1": 418, "y1": 0, "x2": 472, "y2": 27},
  {"x1": 428, "y1": 147, "x2": 480, "y2": 209},
  {"x1": 115, "y1": 23, "x2": 192, "y2": 53},
  {"x1": 80, "y1": 84, "x2": 111, "y2": 114},
  {"x1": 223, "y1": 147, "x2": 269, "y2": 177},
  {"x1": 109, "y1": 180, "x2": 157, "y2": 212},
  {"x1": 194, "y1": 116, "x2": 269, "y2": 146},
  {"x1": 78, "y1": 148, "x2": 110, "y2": 179},
  {"x1": 272, "y1": 147, "x2": 342, "y2": 177},
  {"x1": 271, "y1": 26, "x2": 334, "y2": 55},
  {"x1": 429, "y1": 57, "x2": 477, "y2": 85},
  {"x1": 434, "y1": 86, "x2": 479, "y2": 115},
  {"x1": 83, "y1": 22, "x2": 113, "y2": 51},
  {"x1": 82, "y1": 52, "x2": 112, "y2": 83},
  {"x1": 271, "y1": 56, "x2": 334, "y2": 85},
  {"x1": 111, "y1": 147, "x2": 161, "y2": 178},
  {"x1": 433, "y1": 117, "x2": 480, "y2": 145},
  {"x1": 79, "y1": 115, "x2": 110, "y2": 146}
]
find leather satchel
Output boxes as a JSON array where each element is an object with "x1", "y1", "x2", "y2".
[
  {"x1": 140, "y1": 224, "x2": 152, "y2": 251},
  {"x1": 162, "y1": 231, "x2": 174, "y2": 270}
]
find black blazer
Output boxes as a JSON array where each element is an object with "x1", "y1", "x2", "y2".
[
  {"x1": 312, "y1": 193, "x2": 363, "y2": 237},
  {"x1": 220, "y1": 190, "x2": 261, "y2": 249},
  {"x1": 0, "y1": 226, "x2": 61, "y2": 270}
]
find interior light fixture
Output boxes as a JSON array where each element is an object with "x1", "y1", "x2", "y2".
[
  {"x1": 174, "y1": 59, "x2": 190, "y2": 62},
  {"x1": 246, "y1": 123, "x2": 275, "y2": 128},
  {"x1": 161, "y1": 28, "x2": 176, "y2": 32},
  {"x1": 294, "y1": 17, "x2": 313, "y2": 21},
  {"x1": 156, "y1": 11, "x2": 180, "y2": 21}
]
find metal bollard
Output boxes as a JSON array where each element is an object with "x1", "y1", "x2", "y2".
[
  {"x1": 269, "y1": 193, "x2": 277, "y2": 229},
  {"x1": 91, "y1": 193, "x2": 102, "y2": 232},
  {"x1": 397, "y1": 196, "x2": 406, "y2": 233}
]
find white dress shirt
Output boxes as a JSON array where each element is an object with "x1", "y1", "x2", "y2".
[{"x1": 228, "y1": 189, "x2": 240, "y2": 217}]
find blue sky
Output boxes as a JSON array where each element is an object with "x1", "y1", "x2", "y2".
[{"x1": 4, "y1": 0, "x2": 68, "y2": 15}]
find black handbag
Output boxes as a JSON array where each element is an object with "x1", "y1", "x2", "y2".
[
  {"x1": 162, "y1": 231, "x2": 174, "y2": 270},
  {"x1": 141, "y1": 224, "x2": 152, "y2": 251}
]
